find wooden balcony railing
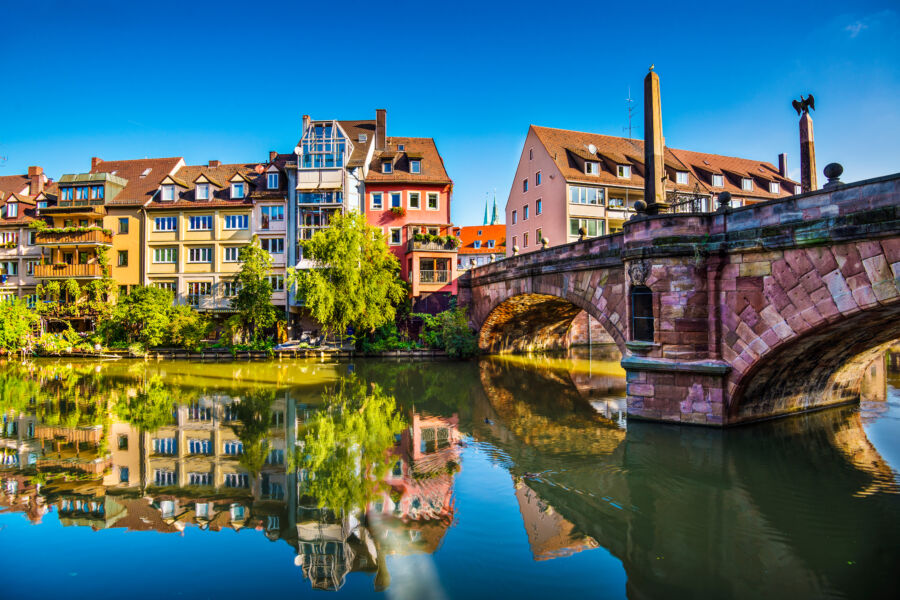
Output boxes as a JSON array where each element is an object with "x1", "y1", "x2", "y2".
[
  {"x1": 34, "y1": 263, "x2": 103, "y2": 279},
  {"x1": 35, "y1": 229, "x2": 113, "y2": 246}
]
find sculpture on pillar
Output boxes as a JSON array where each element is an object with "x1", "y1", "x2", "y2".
[
  {"x1": 643, "y1": 66, "x2": 669, "y2": 215},
  {"x1": 793, "y1": 94, "x2": 817, "y2": 193}
]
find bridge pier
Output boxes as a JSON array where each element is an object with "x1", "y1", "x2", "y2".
[{"x1": 622, "y1": 357, "x2": 730, "y2": 425}]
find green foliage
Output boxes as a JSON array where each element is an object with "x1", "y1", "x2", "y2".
[
  {"x1": 288, "y1": 212, "x2": 407, "y2": 338},
  {"x1": 114, "y1": 376, "x2": 175, "y2": 432},
  {"x1": 291, "y1": 375, "x2": 406, "y2": 512},
  {"x1": 228, "y1": 389, "x2": 276, "y2": 476},
  {"x1": 167, "y1": 304, "x2": 209, "y2": 351},
  {"x1": 412, "y1": 232, "x2": 460, "y2": 248},
  {"x1": 231, "y1": 236, "x2": 278, "y2": 341},
  {"x1": 35, "y1": 324, "x2": 92, "y2": 354},
  {"x1": 0, "y1": 299, "x2": 39, "y2": 352},
  {"x1": 416, "y1": 307, "x2": 478, "y2": 358},
  {"x1": 357, "y1": 321, "x2": 421, "y2": 354},
  {"x1": 99, "y1": 285, "x2": 173, "y2": 347}
]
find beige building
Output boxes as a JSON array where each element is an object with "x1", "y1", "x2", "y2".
[{"x1": 0, "y1": 167, "x2": 52, "y2": 302}]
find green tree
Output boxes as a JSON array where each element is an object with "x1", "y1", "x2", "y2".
[
  {"x1": 99, "y1": 285, "x2": 173, "y2": 347},
  {"x1": 0, "y1": 298, "x2": 39, "y2": 352},
  {"x1": 229, "y1": 389, "x2": 276, "y2": 476},
  {"x1": 418, "y1": 306, "x2": 478, "y2": 358},
  {"x1": 291, "y1": 376, "x2": 406, "y2": 512},
  {"x1": 231, "y1": 236, "x2": 277, "y2": 341},
  {"x1": 167, "y1": 304, "x2": 209, "y2": 351},
  {"x1": 113, "y1": 376, "x2": 175, "y2": 433},
  {"x1": 288, "y1": 212, "x2": 407, "y2": 338}
]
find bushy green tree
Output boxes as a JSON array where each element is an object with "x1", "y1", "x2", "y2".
[
  {"x1": 0, "y1": 298, "x2": 39, "y2": 352},
  {"x1": 288, "y1": 212, "x2": 407, "y2": 338},
  {"x1": 231, "y1": 236, "x2": 277, "y2": 341},
  {"x1": 418, "y1": 307, "x2": 478, "y2": 358},
  {"x1": 113, "y1": 376, "x2": 175, "y2": 433},
  {"x1": 291, "y1": 376, "x2": 406, "y2": 512},
  {"x1": 228, "y1": 389, "x2": 276, "y2": 476},
  {"x1": 99, "y1": 285, "x2": 173, "y2": 347},
  {"x1": 167, "y1": 304, "x2": 209, "y2": 351}
]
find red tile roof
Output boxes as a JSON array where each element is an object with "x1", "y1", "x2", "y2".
[
  {"x1": 145, "y1": 160, "x2": 284, "y2": 210},
  {"x1": 365, "y1": 137, "x2": 451, "y2": 185},
  {"x1": 456, "y1": 224, "x2": 506, "y2": 255},
  {"x1": 0, "y1": 174, "x2": 32, "y2": 200},
  {"x1": 531, "y1": 125, "x2": 798, "y2": 201},
  {"x1": 90, "y1": 157, "x2": 185, "y2": 205}
]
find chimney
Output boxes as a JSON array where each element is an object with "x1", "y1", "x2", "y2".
[
  {"x1": 27, "y1": 166, "x2": 44, "y2": 196},
  {"x1": 208, "y1": 160, "x2": 220, "y2": 168},
  {"x1": 778, "y1": 153, "x2": 788, "y2": 177},
  {"x1": 91, "y1": 157, "x2": 102, "y2": 169},
  {"x1": 642, "y1": 67, "x2": 668, "y2": 215},
  {"x1": 375, "y1": 108, "x2": 386, "y2": 150},
  {"x1": 302, "y1": 114, "x2": 310, "y2": 133},
  {"x1": 269, "y1": 151, "x2": 278, "y2": 163}
]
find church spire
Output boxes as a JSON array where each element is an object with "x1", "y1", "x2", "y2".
[
  {"x1": 483, "y1": 197, "x2": 489, "y2": 226},
  {"x1": 490, "y1": 192, "x2": 500, "y2": 225}
]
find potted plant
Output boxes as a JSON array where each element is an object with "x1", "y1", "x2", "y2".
[{"x1": 390, "y1": 206, "x2": 406, "y2": 217}]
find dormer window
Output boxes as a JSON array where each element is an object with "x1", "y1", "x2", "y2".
[
  {"x1": 382, "y1": 161, "x2": 392, "y2": 174},
  {"x1": 473, "y1": 240, "x2": 482, "y2": 249},
  {"x1": 267, "y1": 172, "x2": 279, "y2": 189},
  {"x1": 410, "y1": 160, "x2": 421, "y2": 174},
  {"x1": 586, "y1": 161, "x2": 599, "y2": 175},
  {"x1": 676, "y1": 171, "x2": 689, "y2": 185},
  {"x1": 769, "y1": 181, "x2": 780, "y2": 194},
  {"x1": 358, "y1": 134, "x2": 367, "y2": 143},
  {"x1": 794, "y1": 184, "x2": 802, "y2": 194},
  {"x1": 616, "y1": 164, "x2": 631, "y2": 178},
  {"x1": 712, "y1": 174, "x2": 724, "y2": 187},
  {"x1": 196, "y1": 183, "x2": 209, "y2": 200},
  {"x1": 161, "y1": 185, "x2": 175, "y2": 201},
  {"x1": 6, "y1": 203, "x2": 17, "y2": 218},
  {"x1": 231, "y1": 182, "x2": 245, "y2": 199},
  {"x1": 37, "y1": 201, "x2": 47, "y2": 209},
  {"x1": 741, "y1": 178, "x2": 753, "y2": 191},
  {"x1": 398, "y1": 144, "x2": 405, "y2": 151},
  {"x1": 487, "y1": 240, "x2": 495, "y2": 249}
]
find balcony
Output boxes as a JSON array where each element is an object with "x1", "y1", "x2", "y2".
[
  {"x1": 418, "y1": 270, "x2": 451, "y2": 284},
  {"x1": 34, "y1": 263, "x2": 103, "y2": 279},
  {"x1": 35, "y1": 229, "x2": 113, "y2": 246},
  {"x1": 38, "y1": 201, "x2": 106, "y2": 217},
  {"x1": 407, "y1": 239, "x2": 459, "y2": 253}
]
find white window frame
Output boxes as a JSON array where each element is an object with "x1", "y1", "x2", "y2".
[
  {"x1": 712, "y1": 174, "x2": 724, "y2": 187},
  {"x1": 426, "y1": 192, "x2": 439, "y2": 211},
  {"x1": 370, "y1": 192, "x2": 383, "y2": 210},
  {"x1": 231, "y1": 182, "x2": 245, "y2": 199},
  {"x1": 523, "y1": 205, "x2": 530, "y2": 220},
  {"x1": 676, "y1": 171, "x2": 689, "y2": 185},
  {"x1": 188, "y1": 247, "x2": 213, "y2": 263},
  {"x1": 794, "y1": 184, "x2": 802, "y2": 194},
  {"x1": 268, "y1": 275, "x2": 285, "y2": 291},
  {"x1": 389, "y1": 227, "x2": 402, "y2": 246},
  {"x1": 512, "y1": 210, "x2": 518, "y2": 224},
  {"x1": 741, "y1": 178, "x2": 753, "y2": 191},
  {"x1": 224, "y1": 247, "x2": 241, "y2": 262},
  {"x1": 188, "y1": 215, "x2": 213, "y2": 231},
  {"x1": 267, "y1": 172, "x2": 279, "y2": 189},
  {"x1": 161, "y1": 185, "x2": 175, "y2": 201},
  {"x1": 769, "y1": 181, "x2": 780, "y2": 194},
  {"x1": 6, "y1": 203, "x2": 17, "y2": 218},
  {"x1": 586, "y1": 161, "x2": 599, "y2": 175},
  {"x1": 389, "y1": 191, "x2": 402, "y2": 209},
  {"x1": 153, "y1": 247, "x2": 177, "y2": 263},
  {"x1": 408, "y1": 191, "x2": 420, "y2": 209},
  {"x1": 261, "y1": 237, "x2": 284, "y2": 255},
  {"x1": 195, "y1": 183, "x2": 210, "y2": 200},
  {"x1": 154, "y1": 216, "x2": 177, "y2": 232},
  {"x1": 473, "y1": 240, "x2": 482, "y2": 249},
  {"x1": 223, "y1": 214, "x2": 248, "y2": 230},
  {"x1": 487, "y1": 239, "x2": 495, "y2": 249},
  {"x1": 382, "y1": 161, "x2": 392, "y2": 174},
  {"x1": 617, "y1": 164, "x2": 631, "y2": 178},
  {"x1": 410, "y1": 160, "x2": 421, "y2": 174}
]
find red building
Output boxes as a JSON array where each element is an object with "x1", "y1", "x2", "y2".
[{"x1": 364, "y1": 116, "x2": 456, "y2": 313}]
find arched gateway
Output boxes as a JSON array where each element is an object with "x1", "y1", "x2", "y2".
[{"x1": 458, "y1": 173, "x2": 900, "y2": 426}]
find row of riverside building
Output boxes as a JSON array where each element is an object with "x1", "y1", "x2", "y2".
[{"x1": 0, "y1": 108, "x2": 799, "y2": 335}]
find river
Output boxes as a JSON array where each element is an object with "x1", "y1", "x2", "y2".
[{"x1": 1, "y1": 347, "x2": 898, "y2": 599}]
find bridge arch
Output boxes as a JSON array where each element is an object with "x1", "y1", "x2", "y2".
[
  {"x1": 471, "y1": 273, "x2": 627, "y2": 354},
  {"x1": 726, "y1": 240, "x2": 900, "y2": 422}
]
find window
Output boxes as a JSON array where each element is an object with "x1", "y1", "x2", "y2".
[
  {"x1": 512, "y1": 235, "x2": 517, "y2": 249},
  {"x1": 300, "y1": 122, "x2": 346, "y2": 168},
  {"x1": 427, "y1": 227, "x2": 439, "y2": 236},
  {"x1": 512, "y1": 210, "x2": 518, "y2": 224},
  {"x1": 224, "y1": 246, "x2": 242, "y2": 262},
  {"x1": 154, "y1": 216, "x2": 177, "y2": 231},
  {"x1": 741, "y1": 178, "x2": 753, "y2": 191},
  {"x1": 410, "y1": 160, "x2": 421, "y2": 173},
  {"x1": 260, "y1": 237, "x2": 284, "y2": 254},
  {"x1": 631, "y1": 285, "x2": 654, "y2": 342},
  {"x1": 358, "y1": 134, "x2": 367, "y2": 143},
  {"x1": 586, "y1": 161, "x2": 599, "y2": 175},
  {"x1": 222, "y1": 280, "x2": 240, "y2": 297},
  {"x1": 535, "y1": 171, "x2": 542, "y2": 186},
  {"x1": 154, "y1": 470, "x2": 176, "y2": 486},
  {"x1": 195, "y1": 503, "x2": 210, "y2": 519},
  {"x1": 153, "y1": 281, "x2": 176, "y2": 293},
  {"x1": 523, "y1": 232, "x2": 529, "y2": 247},
  {"x1": 569, "y1": 217, "x2": 604, "y2": 237},
  {"x1": 231, "y1": 182, "x2": 245, "y2": 199},
  {"x1": 268, "y1": 275, "x2": 285, "y2": 291},
  {"x1": 617, "y1": 164, "x2": 631, "y2": 178},
  {"x1": 195, "y1": 183, "x2": 209, "y2": 200},
  {"x1": 769, "y1": 181, "x2": 780, "y2": 194},
  {"x1": 92, "y1": 185, "x2": 104, "y2": 199},
  {"x1": 118, "y1": 217, "x2": 129, "y2": 234},
  {"x1": 189, "y1": 472, "x2": 212, "y2": 486},
  {"x1": 6, "y1": 203, "x2": 17, "y2": 218},
  {"x1": 794, "y1": 185, "x2": 802, "y2": 194},
  {"x1": 260, "y1": 205, "x2": 284, "y2": 229},
  {"x1": 1, "y1": 232, "x2": 17, "y2": 245},
  {"x1": 569, "y1": 186, "x2": 605, "y2": 205},
  {"x1": 676, "y1": 171, "x2": 689, "y2": 185},
  {"x1": 225, "y1": 474, "x2": 249, "y2": 489},
  {"x1": 389, "y1": 228, "x2": 402, "y2": 246},
  {"x1": 117, "y1": 251, "x2": 128, "y2": 266},
  {"x1": 161, "y1": 185, "x2": 175, "y2": 201},
  {"x1": 25, "y1": 261, "x2": 36, "y2": 277},
  {"x1": 224, "y1": 441, "x2": 244, "y2": 455},
  {"x1": 188, "y1": 247, "x2": 212, "y2": 263},
  {"x1": 529, "y1": 148, "x2": 533, "y2": 160},
  {"x1": 408, "y1": 192, "x2": 420, "y2": 209},
  {"x1": 267, "y1": 172, "x2": 279, "y2": 189},
  {"x1": 382, "y1": 161, "x2": 393, "y2": 174},
  {"x1": 153, "y1": 247, "x2": 177, "y2": 263},
  {"x1": 390, "y1": 192, "x2": 402, "y2": 209},
  {"x1": 223, "y1": 214, "x2": 248, "y2": 230},
  {"x1": 37, "y1": 201, "x2": 47, "y2": 209},
  {"x1": 187, "y1": 282, "x2": 211, "y2": 307},
  {"x1": 712, "y1": 174, "x2": 724, "y2": 187},
  {"x1": 189, "y1": 439, "x2": 212, "y2": 454},
  {"x1": 119, "y1": 467, "x2": 129, "y2": 483},
  {"x1": 523, "y1": 178, "x2": 528, "y2": 192},
  {"x1": 427, "y1": 192, "x2": 439, "y2": 210},
  {"x1": 371, "y1": 192, "x2": 383, "y2": 210},
  {"x1": 152, "y1": 437, "x2": 177, "y2": 455},
  {"x1": 61, "y1": 187, "x2": 73, "y2": 201},
  {"x1": 188, "y1": 215, "x2": 213, "y2": 230},
  {"x1": 536, "y1": 228, "x2": 542, "y2": 244},
  {"x1": 523, "y1": 205, "x2": 530, "y2": 220},
  {"x1": 473, "y1": 240, "x2": 482, "y2": 249},
  {"x1": 536, "y1": 198, "x2": 542, "y2": 215},
  {"x1": 487, "y1": 239, "x2": 495, "y2": 249}
]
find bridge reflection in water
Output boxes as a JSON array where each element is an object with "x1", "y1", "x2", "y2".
[{"x1": 1, "y1": 353, "x2": 898, "y2": 598}]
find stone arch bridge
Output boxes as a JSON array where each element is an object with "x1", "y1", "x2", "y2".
[{"x1": 458, "y1": 173, "x2": 900, "y2": 425}]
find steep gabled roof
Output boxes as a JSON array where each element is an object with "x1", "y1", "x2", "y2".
[
  {"x1": 365, "y1": 137, "x2": 451, "y2": 185},
  {"x1": 90, "y1": 157, "x2": 185, "y2": 206},
  {"x1": 456, "y1": 224, "x2": 506, "y2": 255}
]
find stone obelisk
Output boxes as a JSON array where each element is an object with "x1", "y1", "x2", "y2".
[
  {"x1": 799, "y1": 111, "x2": 817, "y2": 192},
  {"x1": 643, "y1": 66, "x2": 668, "y2": 215}
]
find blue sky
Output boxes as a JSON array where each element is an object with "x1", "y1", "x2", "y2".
[{"x1": 1, "y1": 0, "x2": 897, "y2": 225}]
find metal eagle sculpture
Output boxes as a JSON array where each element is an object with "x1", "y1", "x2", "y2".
[{"x1": 792, "y1": 94, "x2": 815, "y2": 116}]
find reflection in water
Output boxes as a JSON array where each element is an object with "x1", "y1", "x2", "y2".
[{"x1": 1, "y1": 348, "x2": 899, "y2": 598}]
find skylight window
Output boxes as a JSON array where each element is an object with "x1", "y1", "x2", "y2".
[
  {"x1": 141, "y1": 168, "x2": 152, "y2": 177},
  {"x1": 398, "y1": 144, "x2": 405, "y2": 151},
  {"x1": 358, "y1": 134, "x2": 367, "y2": 143}
]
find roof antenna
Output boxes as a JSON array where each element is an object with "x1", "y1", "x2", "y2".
[{"x1": 623, "y1": 87, "x2": 636, "y2": 139}]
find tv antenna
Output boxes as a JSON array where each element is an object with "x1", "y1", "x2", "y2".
[{"x1": 623, "y1": 87, "x2": 637, "y2": 139}]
